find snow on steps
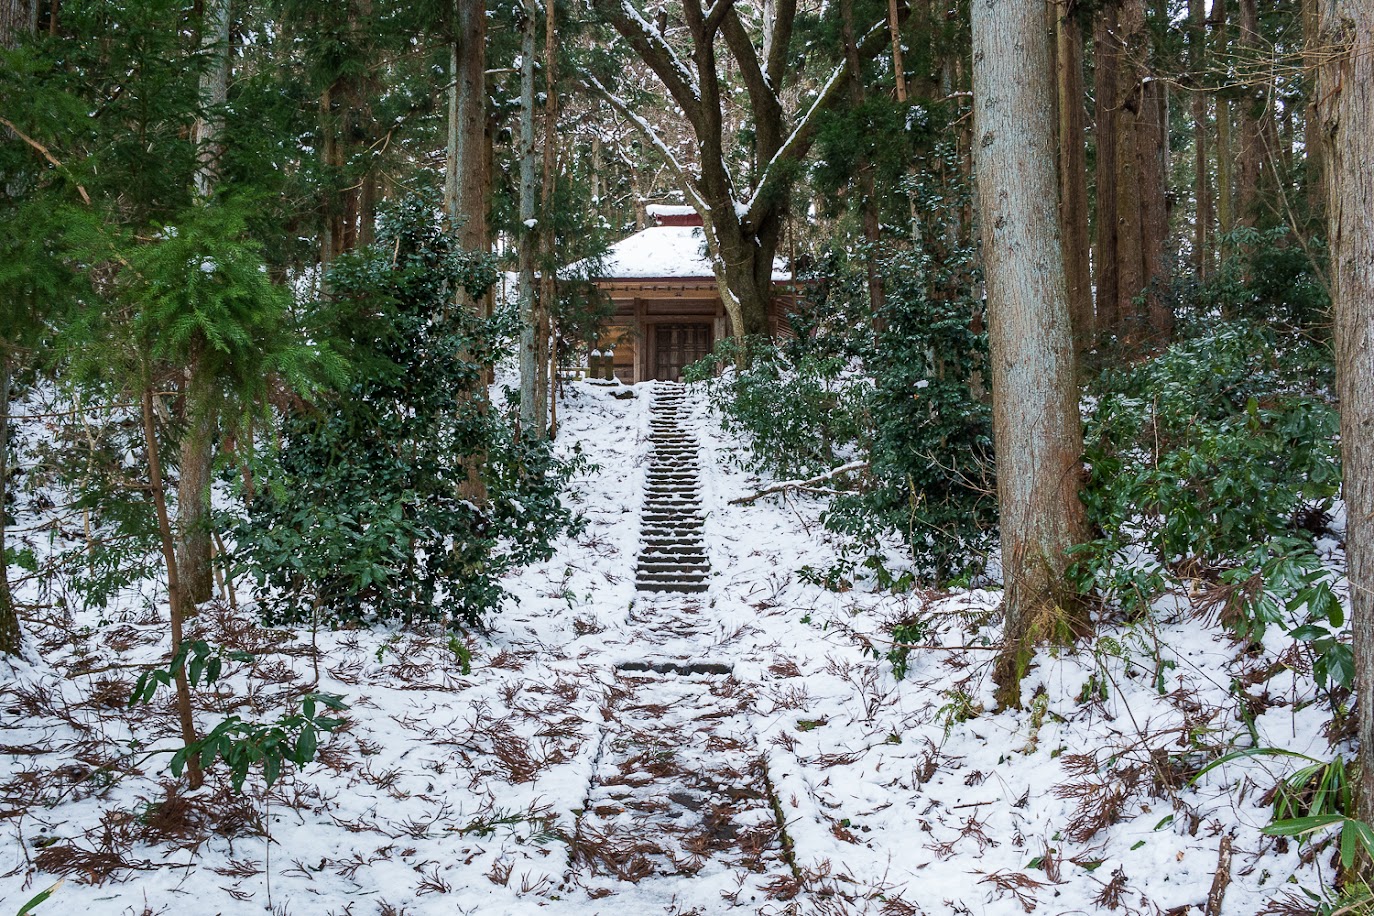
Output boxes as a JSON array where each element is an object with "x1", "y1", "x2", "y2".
[{"x1": 635, "y1": 383, "x2": 711, "y2": 594}]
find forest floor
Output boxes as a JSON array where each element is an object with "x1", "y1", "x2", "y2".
[{"x1": 0, "y1": 378, "x2": 1337, "y2": 915}]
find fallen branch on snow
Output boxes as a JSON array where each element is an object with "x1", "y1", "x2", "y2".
[{"x1": 729, "y1": 461, "x2": 869, "y2": 505}]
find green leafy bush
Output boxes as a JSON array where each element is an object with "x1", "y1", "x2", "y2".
[
  {"x1": 131, "y1": 639, "x2": 348, "y2": 791},
  {"x1": 826, "y1": 235, "x2": 994, "y2": 583},
  {"x1": 1074, "y1": 320, "x2": 1340, "y2": 629},
  {"x1": 234, "y1": 197, "x2": 583, "y2": 628},
  {"x1": 691, "y1": 144, "x2": 992, "y2": 587},
  {"x1": 688, "y1": 333, "x2": 868, "y2": 482}
]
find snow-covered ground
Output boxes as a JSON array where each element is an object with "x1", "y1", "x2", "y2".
[{"x1": 1, "y1": 378, "x2": 1336, "y2": 914}]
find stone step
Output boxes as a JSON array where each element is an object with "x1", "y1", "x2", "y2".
[
  {"x1": 637, "y1": 566, "x2": 710, "y2": 579},
  {"x1": 635, "y1": 571, "x2": 709, "y2": 584},
  {"x1": 641, "y1": 521, "x2": 703, "y2": 530},
  {"x1": 640, "y1": 526, "x2": 704, "y2": 538},
  {"x1": 637, "y1": 555, "x2": 709, "y2": 567},
  {"x1": 636, "y1": 580, "x2": 709, "y2": 594},
  {"x1": 639, "y1": 542, "x2": 708, "y2": 555}
]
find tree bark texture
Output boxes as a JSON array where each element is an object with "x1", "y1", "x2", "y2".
[
  {"x1": 0, "y1": 0, "x2": 35, "y2": 48},
  {"x1": 517, "y1": 1, "x2": 545, "y2": 436},
  {"x1": 175, "y1": 0, "x2": 233, "y2": 612},
  {"x1": 1190, "y1": 0, "x2": 1213, "y2": 277},
  {"x1": 0, "y1": 354, "x2": 17, "y2": 656},
  {"x1": 887, "y1": 0, "x2": 907, "y2": 101},
  {"x1": 1093, "y1": 0, "x2": 1120, "y2": 341},
  {"x1": 142, "y1": 385, "x2": 203, "y2": 789},
  {"x1": 537, "y1": 0, "x2": 557, "y2": 435},
  {"x1": 1095, "y1": 0, "x2": 1170, "y2": 344},
  {"x1": 971, "y1": 0, "x2": 1089, "y2": 709},
  {"x1": 193, "y1": 0, "x2": 231, "y2": 199},
  {"x1": 1054, "y1": 0, "x2": 1092, "y2": 357},
  {"x1": 453, "y1": 0, "x2": 488, "y2": 259},
  {"x1": 1137, "y1": 4, "x2": 1171, "y2": 343},
  {"x1": 174, "y1": 352, "x2": 216, "y2": 610},
  {"x1": 1317, "y1": 0, "x2": 1374, "y2": 827}
]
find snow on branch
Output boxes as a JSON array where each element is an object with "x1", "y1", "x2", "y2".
[
  {"x1": 597, "y1": 0, "x2": 702, "y2": 108},
  {"x1": 729, "y1": 461, "x2": 869, "y2": 505},
  {"x1": 742, "y1": 19, "x2": 887, "y2": 227},
  {"x1": 582, "y1": 73, "x2": 711, "y2": 217}
]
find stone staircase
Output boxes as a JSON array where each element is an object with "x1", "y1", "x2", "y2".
[{"x1": 635, "y1": 384, "x2": 710, "y2": 594}]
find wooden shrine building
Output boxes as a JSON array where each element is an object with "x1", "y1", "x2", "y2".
[{"x1": 586, "y1": 206, "x2": 792, "y2": 383}]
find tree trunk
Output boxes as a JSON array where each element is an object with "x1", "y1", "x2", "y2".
[
  {"x1": 447, "y1": 0, "x2": 491, "y2": 495},
  {"x1": 453, "y1": 0, "x2": 487, "y2": 260},
  {"x1": 840, "y1": 0, "x2": 885, "y2": 322},
  {"x1": 971, "y1": 0, "x2": 1089, "y2": 710},
  {"x1": 1318, "y1": 0, "x2": 1374, "y2": 829},
  {"x1": 1054, "y1": 0, "x2": 1092, "y2": 357},
  {"x1": 0, "y1": 0, "x2": 34, "y2": 47},
  {"x1": 0, "y1": 353, "x2": 17, "y2": 656},
  {"x1": 1302, "y1": 0, "x2": 1324, "y2": 222},
  {"x1": 1190, "y1": 0, "x2": 1213, "y2": 277},
  {"x1": 175, "y1": 0, "x2": 232, "y2": 612},
  {"x1": 1138, "y1": 1, "x2": 1171, "y2": 343},
  {"x1": 1114, "y1": 0, "x2": 1145, "y2": 341},
  {"x1": 0, "y1": 1, "x2": 34, "y2": 658},
  {"x1": 192, "y1": 0, "x2": 230, "y2": 200},
  {"x1": 1236, "y1": 0, "x2": 1262, "y2": 226},
  {"x1": 517, "y1": 0, "x2": 544, "y2": 436},
  {"x1": 887, "y1": 0, "x2": 907, "y2": 101},
  {"x1": 1213, "y1": 1, "x2": 1234, "y2": 239},
  {"x1": 142, "y1": 385, "x2": 203, "y2": 789},
  {"x1": 174, "y1": 353, "x2": 215, "y2": 610},
  {"x1": 537, "y1": 0, "x2": 557, "y2": 433},
  {"x1": 1093, "y1": 0, "x2": 1120, "y2": 341}
]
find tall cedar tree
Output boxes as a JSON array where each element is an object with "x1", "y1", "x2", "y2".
[
  {"x1": 1317, "y1": 0, "x2": 1374, "y2": 827},
  {"x1": 970, "y1": 0, "x2": 1089, "y2": 708},
  {"x1": 0, "y1": 0, "x2": 38, "y2": 655}
]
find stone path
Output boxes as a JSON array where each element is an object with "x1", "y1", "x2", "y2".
[
  {"x1": 635, "y1": 383, "x2": 710, "y2": 595},
  {"x1": 566, "y1": 386, "x2": 797, "y2": 908},
  {"x1": 572, "y1": 666, "x2": 791, "y2": 900}
]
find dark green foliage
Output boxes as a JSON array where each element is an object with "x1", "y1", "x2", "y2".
[
  {"x1": 131, "y1": 639, "x2": 347, "y2": 791},
  {"x1": 1071, "y1": 317, "x2": 1341, "y2": 703},
  {"x1": 1074, "y1": 320, "x2": 1340, "y2": 631},
  {"x1": 235, "y1": 197, "x2": 583, "y2": 629},
  {"x1": 690, "y1": 143, "x2": 991, "y2": 587},
  {"x1": 1178, "y1": 227, "x2": 1330, "y2": 333},
  {"x1": 688, "y1": 334, "x2": 867, "y2": 482},
  {"x1": 826, "y1": 185, "x2": 994, "y2": 582}
]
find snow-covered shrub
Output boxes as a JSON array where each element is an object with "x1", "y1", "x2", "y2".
[
  {"x1": 1074, "y1": 319, "x2": 1340, "y2": 634},
  {"x1": 686, "y1": 331, "x2": 868, "y2": 482}
]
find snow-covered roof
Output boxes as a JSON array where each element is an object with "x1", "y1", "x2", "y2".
[
  {"x1": 582, "y1": 224, "x2": 791, "y2": 282},
  {"x1": 644, "y1": 204, "x2": 697, "y2": 220}
]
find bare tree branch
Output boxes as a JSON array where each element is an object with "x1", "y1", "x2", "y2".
[
  {"x1": 590, "y1": 0, "x2": 704, "y2": 129},
  {"x1": 742, "y1": 19, "x2": 889, "y2": 228}
]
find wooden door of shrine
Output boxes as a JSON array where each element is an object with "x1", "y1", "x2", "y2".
[{"x1": 652, "y1": 323, "x2": 712, "y2": 381}]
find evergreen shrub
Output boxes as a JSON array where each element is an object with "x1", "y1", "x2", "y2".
[
  {"x1": 1074, "y1": 320, "x2": 1341, "y2": 636},
  {"x1": 234, "y1": 197, "x2": 584, "y2": 629}
]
